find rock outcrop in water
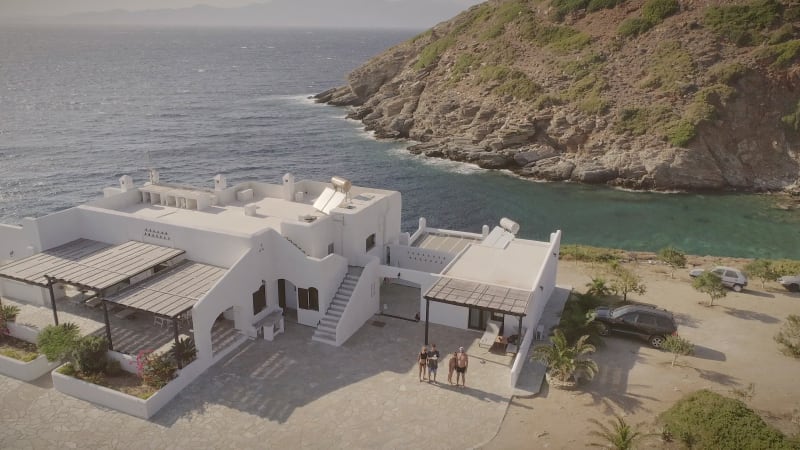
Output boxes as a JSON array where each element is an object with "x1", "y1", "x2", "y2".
[{"x1": 317, "y1": 0, "x2": 800, "y2": 192}]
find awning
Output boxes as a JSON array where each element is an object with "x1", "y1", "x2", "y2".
[
  {"x1": 424, "y1": 277, "x2": 531, "y2": 317},
  {"x1": 0, "y1": 239, "x2": 184, "y2": 291},
  {"x1": 104, "y1": 260, "x2": 226, "y2": 318}
]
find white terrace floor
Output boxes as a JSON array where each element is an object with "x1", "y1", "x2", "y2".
[{"x1": 1, "y1": 315, "x2": 517, "y2": 449}]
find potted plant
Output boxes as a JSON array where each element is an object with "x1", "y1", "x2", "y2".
[
  {"x1": 0, "y1": 304, "x2": 21, "y2": 324},
  {"x1": 532, "y1": 329, "x2": 598, "y2": 389}
]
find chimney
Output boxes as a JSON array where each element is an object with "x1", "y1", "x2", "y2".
[
  {"x1": 214, "y1": 174, "x2": 227, "y2": 191},
  {"x1": 282, "y1": 173, "x2": 295, "y2": 202},
  {"x1": 119, "y1": 175, "x2": 134, "y2": 192}
]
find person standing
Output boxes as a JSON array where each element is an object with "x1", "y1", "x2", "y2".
[
  {"x1": 427, "y1": 344, "x2": 440, "y2": 383},
  {"x1": 448, "y1": 351, "x2": 457, "y2": 384},
  {"x1": 455, "y1": 346, "x2": 469, "y2": 387},
  {"x1": 418, "y1": 345, "x2": 428, "y2": 382}
]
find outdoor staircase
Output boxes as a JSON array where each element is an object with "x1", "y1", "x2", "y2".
[
  {"x1": 284, "y1": 237, "x2": 307, "y2": 255},
  {"x1": 312, "y1": 266, "x2": 363, "y2": 345}
]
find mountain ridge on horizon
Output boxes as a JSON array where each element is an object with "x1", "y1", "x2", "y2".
[{"x1": 2, "y1": 0, "x2": 483, "y2": 29}]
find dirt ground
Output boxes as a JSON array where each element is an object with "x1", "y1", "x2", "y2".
[{"x1": 484, "y1": 257, "x2": 800, "y2": 449}]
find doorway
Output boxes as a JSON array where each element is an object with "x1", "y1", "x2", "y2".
[{"x1": 468, "y1": 308, "x2": 504, "y2": 331}]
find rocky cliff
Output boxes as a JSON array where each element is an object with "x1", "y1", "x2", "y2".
[{"x1": 317, "y1": 0, "x2": 800, "y2": 192}]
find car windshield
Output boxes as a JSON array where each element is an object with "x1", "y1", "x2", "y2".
[{"x1": 610, "y1": 305, "x2": 636, "y2": 318}]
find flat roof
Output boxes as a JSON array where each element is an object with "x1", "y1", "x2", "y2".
[
  {"x1": 105, "y1": 260, "x2": 226, "y2": 318},
  {"x1": 441, "y1": 240, "x2": 551, "y2": 291},
  {"x1": 411, "y1": 231, "x2": 482, "y2": 254},
  {"x1": 424, "y1": 277, "x2": 530, "y2": 316},
  {"x1": 0, "y1": 239, "x2": 184, "y2": 290}
]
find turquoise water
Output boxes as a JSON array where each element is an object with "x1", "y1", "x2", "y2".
[{"x1": 1, "y1": 26, "x2": 799, "y2": 259}]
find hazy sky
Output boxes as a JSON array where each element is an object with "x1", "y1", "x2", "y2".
[{"x1": 0, "y1": 0, "x2": 481, "y2": 17}]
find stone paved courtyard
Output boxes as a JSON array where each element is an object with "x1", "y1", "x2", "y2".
[{"x1": 0, "y1": 315, "x2": 517, "y2": 449}]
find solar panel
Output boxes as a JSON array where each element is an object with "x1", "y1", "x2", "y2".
[
  {"x1": 312, "y1": 187, "x2": 336, "y2": 212},
  {"x1": 322, "y1": 191, "x2": 346, "y2": 214}
]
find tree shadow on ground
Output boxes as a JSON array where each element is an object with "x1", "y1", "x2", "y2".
[
  {"x1": 744, "y1": 290, "x2": 775, "y2": 299},
  {"x1": 691, "y1": 344, "x2": 726, "y2": 362},
  {"x1": 691, "y1": 367, "x2": 739, "y2": 386},
  {"x1": 674, "y1": 312, "x2": 701, "y2": 328},
  {"x1": 580, "y1": 338, "x2": 654, "y2": 414},
  {"x1": 722, "y1": 307, "x2": 779, "y2": 324}
]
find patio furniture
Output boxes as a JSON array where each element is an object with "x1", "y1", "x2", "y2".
[
  {"x1": 479, "y1": 320, "x2": 502, "y2": 348},
  {"x1": 491, "y1": 335, "x2": 508, "y2": 353},
  {"x1": 153, "y1": 315, "x2": 169, "y2": 328},
  {"x1": 114, "y1": 308, "x2": 136, "y2": 319}
]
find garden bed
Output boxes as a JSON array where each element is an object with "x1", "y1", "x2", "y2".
[
  {"x1": 0, "y1": 336, "x2": 60, "y2": 381},
  {"x1": 57, "y1": 363, "x2": 157, "y2": 400},
  {"x1": 0, "y1": 335, "x2": 38, "y2": 362}
]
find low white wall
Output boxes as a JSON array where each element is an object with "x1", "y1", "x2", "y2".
[
  {"x1": 8, "y1": 322, "x2": 41, "y2": 343},
  {"x1": 84, "y1": 188, "x2": 142, "y2": 211},
  {"x1": 0, "y1": 323, "x2": 60, "y2": 381},
  {"x1": 106, "y1": 350, "x2": 140, "y2": 375},
  {"x1": 509, "y1": 327, "x2": 533, "y2": 388},
  {"x1": 0, "y1": 353, "x2": 59, "y2": 382},
  {"x1": 335, "y1": 257, "x2": 380, "y2": 346},
  {"x1": 0, "y1": 224, "x2": 31, "y2": 264}
]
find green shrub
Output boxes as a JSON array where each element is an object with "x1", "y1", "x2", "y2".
[
  {"x1": 57, "y1": 362, "x2": 78, "y2": 376},
  {"x1": 551, "y1": 0, "x2": 625, "y2": 21},
  {"x1": 666, "y1": 119, "x2": 697, "y2": 147},
  {"x1": 560, "y1": 244, "x2": 622, "y2": 263},
  {"x1": 642, "y1": 0, "x2": 679, "y2": 23},
  {"x1": 657, "y1": 246, "x2": 687, "y2": 277},
  {"x1": 452, "y1": 54, "x2": 477, "y2": 77},
  {"x1": 534, "y1": 94, "x2": 564, "y2": 110},
  {"x1": 171, "y1": 336, "x2": 197, "y2": 366},
  {"x1": 641, "y1": 40, "x2": 694, "y2": 93},
  {"x1": 707, "y1": 62, "x2": 748, "y2": 84},
  {"x1": 704, "y1": 0, "x2": 782, "y2": 46},
  {"x1": 769, "y1": 23, "x2": 795, "y2": 44},
  {"x1": 561, "y1": 52, "x2": 605, "y2": 79},
  {"x1": 37, "y1": 323, "x2": 81, "y2": 362},
  {"x1": 660, "y1": 390, "x2": 794, "y2": 449},
  {"x1": 618, "y1": 17, "x2": 653, "y2": 37},
  {"x1": 587, "y1": 0, "x2": 626, "y2": 12},
  {"x1": 758, "y1": 39, "x2": 800, "y2": 68},
  {"x1": 72, "y1": 335, "x2": 109, "y2": 375},
  {"x1": 0, "y1": 304, "x2": 20, "y2": 322},
  {"x1": 478, "y1": 65, "x2": 541, "y2": 101},
  {"x1": 616, "y1": 108, "x2": 650, "y2": 135},
  {"x1": 578, "y1": 93, "x2": 609, "y2": 114},
  {"x1": 483, "y1": 0, "x2": 528, "y2": 39},
  {"x1": 775, "y1": 314, "x2": 800, "y2": 358},
  {"x1": 414, "y1": 36, "x2": 455, "y2": 70}
]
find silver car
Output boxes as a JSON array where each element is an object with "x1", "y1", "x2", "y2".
[
  {"x1": 778, "y1": 274, "x2": 800, "y2": 292},
  {"x1": 689, "y1": 266, "x2": 748, "y2": 292}
]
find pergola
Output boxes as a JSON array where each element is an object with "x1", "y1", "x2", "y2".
[
  {"x1": 0, "y1": 239, "x2": 184, "y2": 325},
  {"x1": 422, "y1": 277, "x2": 531, "y2": 345},
  {"x1": 103, "y1": 260, "x2": 227, "y2": 367}
]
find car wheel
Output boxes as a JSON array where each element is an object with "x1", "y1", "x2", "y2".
[
  {"x1": 789, "y1": 283, "x2": 800, "y2": 292},
  {"x1": 596, "y1": 322, "x2": 610, "y2": 336},
  {"x1": 732, "y1": 284, "x2": 743, "y2": 292},
  {"x1": 649, "y1": 335, "x2": 666, "y2": 348}
]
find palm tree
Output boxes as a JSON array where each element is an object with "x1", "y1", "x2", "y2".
[
  {"x1": 532, "y1": 329, "x2": 598, "y2": 383},
  {"x1": 588, "y1": 415, "x2": 646, "y2": 449},
  {"x1": 586, "y1": 277, "x2": 613, "y2": 297}
]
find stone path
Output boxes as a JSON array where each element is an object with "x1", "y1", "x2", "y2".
[{"x1": 1, "y1": 315, "x2": 516, "y2": 449}]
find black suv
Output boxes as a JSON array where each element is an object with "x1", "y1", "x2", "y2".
[{"x1": 591, "y1": 304, "x2": 677, "y2": 348}]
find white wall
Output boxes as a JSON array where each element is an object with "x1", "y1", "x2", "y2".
[
  {"x1": 85, "y1": 189, "x2": 142, "y2": 210},
  {"x1": 0, "y1": 224, "x2": 31, "y2": 264},
  {"x1": 335, "y1": 256, "x2": 380, "y2": 345},
  {"x1": 0, "y1": 280, "x2": 49, "y2": 306},
  {"x1": 335, "y1": 191, "x2": 401, "y2": 265},
  {"x1": 268, "y1": 231, "x2": 348, "y2": 327},
  {"x1": 33, "y1": 208, "x2": 83, "y2": 251},
  {"x1": 281, "y1": 218, "x2": 336, "y2": 259},
  {"x1": 193, "y1": 248, "x2": 263, "y2": 361},
  {"x1": 75, "y1": 206, "x2": 251, "y2": 267},
  {"x1": 387, "y1": 244, "x2": 454, "y2": 274}
]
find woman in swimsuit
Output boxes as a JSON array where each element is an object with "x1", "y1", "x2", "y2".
[{"x1": 418, "y1": 345, "x2": 428, "y2": 381}]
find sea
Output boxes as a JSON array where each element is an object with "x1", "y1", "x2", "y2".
[{"x1": 1, "y1": 25, "x2": 799, "y2": 259}]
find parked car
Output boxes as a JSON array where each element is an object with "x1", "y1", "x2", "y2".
[
  {"x1": 778, "y1": 274, "x2": 800, "y2": 292},
  {"x1": 689, "y1": 266, "x2": 748, "y2": 292},
  {"x1": 591, "y1": 303, "x2": 677, "y2": 348}
]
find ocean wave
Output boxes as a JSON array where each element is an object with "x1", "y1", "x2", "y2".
[{"x1": 386, "y1": 147, "x2": 484, "y2": 175}]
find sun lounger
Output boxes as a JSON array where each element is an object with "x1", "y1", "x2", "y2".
[{"x1": 479, "y1": 320, "x2": 502, "y2": 348}]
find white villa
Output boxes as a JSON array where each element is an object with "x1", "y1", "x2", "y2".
[{"x1": 0, "y1": 172, "x2": 561, "y2": 394}]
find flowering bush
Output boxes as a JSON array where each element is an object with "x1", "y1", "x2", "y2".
[{"x1": 136, "y1": 349, "x2": 176, "y2": 389}]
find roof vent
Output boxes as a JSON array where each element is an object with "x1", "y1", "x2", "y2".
[{"x1": 499, "y1": 218, "x2": 520, "y2": 235}]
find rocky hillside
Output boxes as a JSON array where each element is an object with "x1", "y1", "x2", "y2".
[{"x1": 316, "y1": 0, "x2": 800, "y2": 192}]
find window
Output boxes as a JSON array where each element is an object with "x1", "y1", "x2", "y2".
[
  {"x1": 365, "y1": 233, "x2": 376, "y2": 252},
  {"x1": 252, "y1": 284, "x2": 267, "y2": 315},
  {"x1": 621, "y1": 313, "x2": 638, "y2": 324},
  {"x1": 328, "y1": 243, "x2": 334, "y2": 255},
  {"x1": 637, "y1": 314, "x2": 658, "y2": 327},
  {"x1": 298, "y1": 287, "x2": 319, "y2": 311}
]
